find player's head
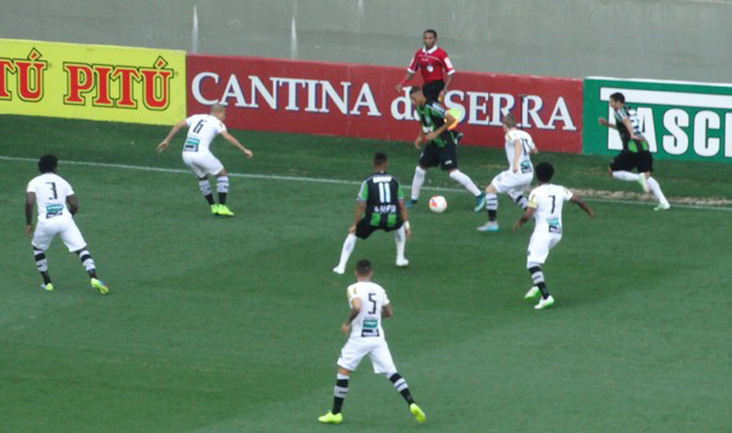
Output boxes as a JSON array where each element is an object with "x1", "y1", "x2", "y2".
[
  {"x1": 38, "y1": 154, "x2": 58, "y2": 173},
  {"x1": 609, "y1": 92, "x2": 625, "y2": 109},
  {"x1": 210, "y1": 103, "x2": 226, "y2": 120},
  {"x1": 373, "y1": 152, "x2": 388, "y2": 171},
  {"x1": 355, "y1": 259, "x2": 373, "y2": 280},
  {"x1": 423, "y1": 29, "x2": 437, "y2": 48},
  {"x1": 409, "y1": 86, "x2": 425, "y2": 105},
  {"x1": 503, "y1": 113, "x2": 518, "y2": 131},
  {"x1": 535, "y1": 162, "x2": 555, "y2": 184}
]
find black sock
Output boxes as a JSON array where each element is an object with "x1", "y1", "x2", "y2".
[
  {"x1": 41, "y1": 271, "x2": 51, "y2": 285},
  {"x1": 528, "y1": 266, "x2": 550, "y2": 299},
  {"x1": 203, "y1": 194, "x2": 214, "y2": 205},
  {"x1": 389, "y1": 373, "x2": 415, "y2": 405},
  {"x1": 34, "y1": 249, "x2": 52, "y2": 284},
  {"x1": 218, "y1": 192, "x2": 227, "y2": 205},
  {"x1": 487, "y1": 210, "x2": 497, "y2": 221},
  {"x1": 332, "y1": 376, "x2": 349, "y2": 414}
]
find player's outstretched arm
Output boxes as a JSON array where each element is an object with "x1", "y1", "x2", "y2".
[
  {"x1": 570, "y1": 195, "x2": 595, "y2": 218},
  {"x1": 598, "y1": 117, "x2": 617, "y2": 130},
  {"x1": 156, "y1": 120, "x2": 188, "y2": 152},
  {"x1": 25, "y1": 192, "x2": 35, "y2": 237},
  {"x1": 512, "y1": 207, "x2": 536, "y2": 231},
  {"x1": 221, "y1": 131, "x2": 253, "y2": 158},
  {"x1": 382, "y1": 303, "x2": 394, "y2": 319}
]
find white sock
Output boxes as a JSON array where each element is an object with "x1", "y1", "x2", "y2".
[
  {"x1": 394, "y1": 226, "x2": 406, "y2": 261},
  {"x1": 449, "y1": 170, "x2": 481, "y2": 196},
  {"x1": 336, "y1": 234, "x2": 357, "y2": 270},
  {"x1": 411, "y1": 166, "x2": 426, "y2": 201},
  {"x1": 216, "y1": 176, "x2": 229, "y2": 193},
  {"x1": 198, "y1": 179, "x2": 212, "y2": 196},
  {"x1": 647, "y1": 177, "x2": 669, "y2": 205},
  {"x1": 612, "y1": 171, "x2": 640, "y2": 181}
]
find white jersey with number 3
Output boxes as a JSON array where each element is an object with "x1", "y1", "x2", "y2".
[
  {"x1": 505, "y1": 129, "x2": 536, "y2": 173},
  {"x1": 183, "y1": 114, "x2": 227, "y2": 156},
  {"x1": 528, "y1": 183, "x2": 573, "y2": 234},
  {"x1": 347, "y1": 281, "x2": 389, "y2": 340},
  {"x1": 27, "y1": 173, "x2": 74, "y2": 222}
]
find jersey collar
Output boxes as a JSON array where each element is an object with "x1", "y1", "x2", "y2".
[{"x1": 422, "y1": 45, "x2": 438, "y2": 54}]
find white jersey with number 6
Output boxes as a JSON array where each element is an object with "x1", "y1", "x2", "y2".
[
  {"x1": 27, "y1": 173, "x2": 74, "y2": 222},
  {"x1": 528, "y1": 183, "x2": 574, "y2": 235},
  {"x1": 347, "y1": 281, "x2": 389, "y2": 340},
  {"x1": 182, "y1": 114, "x2": 227, "y2": 156}
]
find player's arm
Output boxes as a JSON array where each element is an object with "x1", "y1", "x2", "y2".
[
  {"x1": 424, "y1": 111, "x2": 453, "y2": 142},
  {"x1": 382, "y1": 303, "x2": 393, "y2": 319},
  {"x1": 341, "y1": 297, "x2": 362, "y2": 334},
  {"x1": 512, "y1": 206, "x2": 536, "y2": 231},
  {"x1": 621, "y1": 116, "x2": 642, "y2": 141},
  {"x1": 156, "y1": 119, "x2": 188, "y2": 152},
  {"x1": 396, "y1": 71, "x2": 416, "y2": 92},
  {"x1": 512, "y1": 139, "x2": 522, "y2": 173},
  {"x1": 439, "y1": 72, "x2": 454, "y2": 101},
  {"x1": 414, "y1": 129, "x2": 425, "y2": 149},
  {"x1": 221, "y1": 131, "x2": 253, "y2": 158},
  {"x1": 570, "y1": 194, "x2": 595, "y2": 219},
  {"x1": 25, "y1": 192, "x2": 35, "y2": 237},
  {"x1": 348, "y1": 201, "x2": 367, "y2": 234},
  {"x1": 67, "y1": 194, "x2": 79, "y2": 216},
  {"x1": 598, "y1": 117, "x2": 616, "y2": 129}
]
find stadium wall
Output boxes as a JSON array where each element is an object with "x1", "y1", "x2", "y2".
[
  {"x1": 2, "y1": 0, "x2": 731, "y2": 83},
  {"x1": 187, "y1": 54, "x2": 582, "y2": 152}
]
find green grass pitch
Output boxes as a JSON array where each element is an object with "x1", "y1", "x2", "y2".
[{"x1": 1, "y1": 115, "x2": 731, "y2": 432}]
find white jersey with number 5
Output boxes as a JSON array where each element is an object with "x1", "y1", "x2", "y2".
[
  {"x1": 183, "y1": 114, "x2": 227, "y2": 156},
  {"x1": 347, "y1": 281, "x2": 389, "y2": 340},
  {"x1": 27, "y1": 173, "x2": 74, "y2": 222},
  {"x1": 505, "y1": 129, "x2": 536, "y2": 174},
  {"x1": 528, "y1": 183, "x2": 573, "y2": 234}
]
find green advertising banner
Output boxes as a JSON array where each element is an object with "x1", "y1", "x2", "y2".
[{"x1": 583, "y1": 77, "x2": 732, "y2": 163}]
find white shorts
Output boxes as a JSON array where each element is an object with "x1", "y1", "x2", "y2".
[
  {"x1": 337, "y1": 337, "x2": 396, "y2": 374},
  {"x1": 32, "y1": 217, "x2": 87, "y2": 252},
  {"x1": 182, "y1": 151, "x2": 224, "y2": 178},
  {"x1": 491, "y1": 170, "x2": 532, "y2": 195},
  {"x1": 526, "y1": 230, "x2": 562, "y2": 267}
]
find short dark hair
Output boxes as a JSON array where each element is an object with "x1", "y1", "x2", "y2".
[
  {"x1": 38, "y1": 154, "x2": 58, "y2": 173},
  {"x1": 424, "y1": 29, "x2": 437, "y2": 38},
  {"x1": 535, "y1": 162, "x2": 555, "y2": 183},
  {"x1": 355, "y1": 259, "x2": 372, "y2": 276},
  {"x1": 503, "y1": 113, "x2": 518, "y2": 128},
  {"x1": 374, "y1": 152, "x2": 387, "y2": 166},
  {"x1": 409, "y1": 86, "x2": 422, "y2": 96},
  {"x1": 610, "y1": 92, "x2": 625, "y2": 104}
]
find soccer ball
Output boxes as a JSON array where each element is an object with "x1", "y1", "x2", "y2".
[{"x1": 429, "y1": 195, "x2": 448, "y2": 213}]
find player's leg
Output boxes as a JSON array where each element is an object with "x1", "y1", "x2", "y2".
[
  {"x1": 213, "y1": 165, "x2": 234, "y2": 217},
  {"x1": 639, "y1": 154, "x2": 670, "y2": 211},
  {"x1": 197, "y1": 176, "x2": 216, "y2": 208},
  {"x1": 525, "y1": 233, "x2": 560, "y2": 309},
  {"x1": 31, "y1": 237, "x2": 53, "y2": 291},
  {"x1": 507, "y1": 186, "x2": 529, "y2": 210},
  {"x1": 610, "y1": 152, "x2": 648, "y2": 191},
  {"x1": 318, "y1": 366, "x2": 351, "y2": 423},
  {"x1": 408, "y1": 165, "x2": 429, "y2": 208},
  {"x1": 334, "y1": 221, "x2": 370, "y2": 274},
  {"x1": 394, "y1": 224, "x2": 408, "y2": 267},
  {"x1": 370, "y1": 343, "x2": 426, "y2": 423},
  {"x1": 62, "y1": 222, "x2": 108, "y2": 294},
  {"x1": 183, "y1": 154, "x2": 217, "y2": 213},
  {"x1": 477, "y1": 181, "x2": 501, "y2": 232},
  {"x1": 441, "y1": 147, "x2": 484, "y2": 210}
]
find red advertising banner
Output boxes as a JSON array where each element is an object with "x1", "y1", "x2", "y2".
[{"x1": 187, "y1": 54, "x2": 583, "y2": 153}]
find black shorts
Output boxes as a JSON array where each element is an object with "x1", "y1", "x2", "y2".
[
  {"x1": 422, "y1": 80, "x2": 445, "y2": 103},
  {"x1": 610, "y1": 151, "x2": 653, "y2": 173},
  {"x1": 355, "y1": 215, "x2": 403, "y2": 240},
  {"x1": 419, "y1": 142, "x2": 458, "y2": 171}
]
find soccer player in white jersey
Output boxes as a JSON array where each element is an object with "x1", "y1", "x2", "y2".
[
  {"x1": 319, "y1": 260, "x2": 426, "y2": 425},
  {"x1": 599, "y1": 92, "x2": 670, "y2": 211},
  {"x1": 156, "y1": 103, "x2": 253, "y2": 217},
  {"x1": 25, "y1": 155, "x2": 109, "y2": 294},
  {"x1": 477, "y1": 114, "x2": 538, "y2": 232},
  {"x1": 513, "y1": 162, "x2": 594, "y2": 309}
]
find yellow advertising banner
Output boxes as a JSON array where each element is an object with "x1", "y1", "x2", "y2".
[{"x1": 0, "y1": 39, "x2": 185, "y2": 125}]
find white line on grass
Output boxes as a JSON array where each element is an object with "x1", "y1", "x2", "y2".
[{"x1": 2, "y1": 155, "x2": 730, "y2": 212}]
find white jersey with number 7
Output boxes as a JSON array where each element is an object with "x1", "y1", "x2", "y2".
[{"x1": 528, "y1": 183, "x2": 574, "y2": 234}]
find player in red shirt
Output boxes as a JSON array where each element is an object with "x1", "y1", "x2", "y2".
[{"x1": 395, "y1": 29, "x2": 455, "y2": 104}]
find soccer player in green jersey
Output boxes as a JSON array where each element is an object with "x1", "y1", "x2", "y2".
[
  {"x1": 333, "y1": 153, "x2": 411, "y2": 275},
  {"x1": 407, "y1": 87, "x2": 485, "y2": 211}
]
